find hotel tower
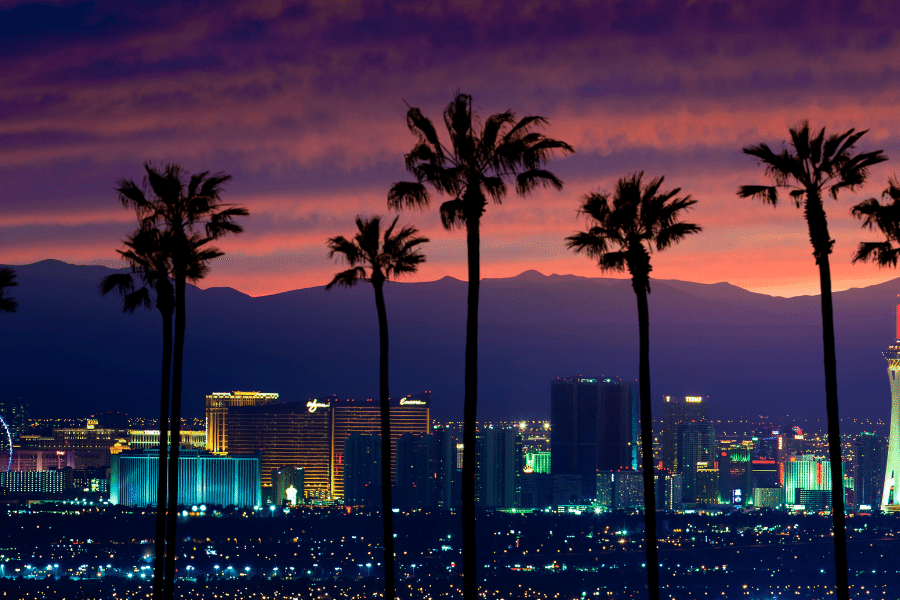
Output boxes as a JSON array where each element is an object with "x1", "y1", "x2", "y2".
[{"x1": 882, "y1": 304, "x2": 900, "y2": 511}]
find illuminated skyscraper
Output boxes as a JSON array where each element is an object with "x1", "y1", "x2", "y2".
[
  {"x1": 784, "y1": 453, "x2": 830, "y2": 509},
  {"x1": 883, "y1": 306, "x2": 900, "y2": 511},
  {"x1": 205, "y1": 391, "x2": 279, "y2": 454},
  {"x1": 226, "y1": 399, "x2": 332, "y2": 498},
  {"x1": 330, "y1": 394, "x2": 431, "y2": 499},
  {"x1": 661, "y1": 395, "x2": 708, "y2": 472}
]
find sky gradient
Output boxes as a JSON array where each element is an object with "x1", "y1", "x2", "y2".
[{"x1": 4, "y1": 1, "x2": 900, "y2": 297}]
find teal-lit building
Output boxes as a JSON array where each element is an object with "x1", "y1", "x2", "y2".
[{"x1": 110, "y1": 449, "x2": 261, "y2": 508}]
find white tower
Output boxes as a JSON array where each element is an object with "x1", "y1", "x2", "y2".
[{"x1": 881, "y1": 304, "x2": 900, "y2": 511}]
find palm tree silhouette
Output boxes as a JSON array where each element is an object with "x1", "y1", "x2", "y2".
[
  {"x1": 326, "y1": 215, "x2": 428, "y2": 600},
  {"x1": 116, "y1": 163, "x2": 247, "y2": 600},
  {"x1": 388, "y1": 93, "x2": 572, "y2": 598},
  {"x1": 0, "y1": 267, "x2": 17, "y2": 313},
  {"x1": 738, "y1": 122, "x2": 886, "y2": 600},
  {"x1": 99, "y1": 225, "x2": 174, "y2": 600},
  {"x1": 566, "y1": 172, "x2": 701, "y2": 600},
  {"x1": 852, "y1": 177, "x2": 900, "y2": 266}
]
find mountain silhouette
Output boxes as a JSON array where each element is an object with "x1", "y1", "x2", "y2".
[{"x1": 2, "y1": 260, "x2": 898, "y2": 423}]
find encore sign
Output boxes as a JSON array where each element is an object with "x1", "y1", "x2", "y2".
[
  {"x1": 306, "y1": 399, "x2": 331, "y2": 413},
  {"x1": 399, "y1": 398, "x2": 426, "y2": 405}
]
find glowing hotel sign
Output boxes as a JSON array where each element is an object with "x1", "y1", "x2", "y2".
[
  {"x1": 306, "y1": 399, "x2": 331, "y2": 413},
  {"x1": 399, "y1": 397, "x2": 426, "y2": 406}
]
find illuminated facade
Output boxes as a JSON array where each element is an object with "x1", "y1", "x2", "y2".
[
  {"x1": 110, "y1": 449, "x2": 261, "y2": 508},
  {"x1": 129, "y1": 430, "x2": 206, "y2": 449},
  {"x1": 330, "y1": 394, "x2": 431, "y2": 499},
  {"x1": 205, "y1": 391, "x2": 279, "y2": 454},
  {"x1": 784, "y1": 453, "x2": 830, "y2": 509},
  {"x1": 227, "y1": 400, "x2": 332, "y2": 497},
  {"x1": 223, "y1": 394, "x2": 430, "y2": 500},
  {"x1": 883, "y1": 307, "x2": 900, "y2": 511}
]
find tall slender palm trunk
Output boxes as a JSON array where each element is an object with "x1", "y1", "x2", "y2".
[
  {"x1": 635, "y1": 284, "x2": 660, "y2": 600},
  {"x1": 152, "y1": 307, "x2": 173, "y2": 600},
  {"x1": 805, "y1": 199, "x2": 849, "y2": 600},
  {"x1": 816, "y1": 254, "x2": 850, "y2": 600},
  {"x1": 462, "y1": 216, "x2": 480, "y2": 600},
  {"x1": 373, "y1": 280, "x2": 397, "y2": 600},
  {"x1": 163, "y1": 273, "x2": 186, "y2": 600}
]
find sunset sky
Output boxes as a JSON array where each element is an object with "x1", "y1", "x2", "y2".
[{"x1": 4, "y1": 1, "x2": 900, "y2": 298}]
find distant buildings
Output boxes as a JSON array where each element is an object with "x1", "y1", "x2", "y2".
[
  {"x1": 783, "y1": 453, "x2": 831, "y2": 509},
  {"x1": 205, "y1": 391, "x2": 280, "y2": 454},
  {"x1": 550, "y1": 376, "x2": 637, "y2": 502},
  {"x1": 661, "y1": 395, "x2": 708, "y2": 472},
  {"x1": 854, "y1": 432, "x2": 886, "y2": 509},
  {"x1": 110, "y1": 449, "x2": 261, "y2": 508},
  {"x1": 675, "y1": 420, "x2": 715, "y2": 504},
  {"x1": 223, "y1": 393, "x2": 430, "y2": 501}
]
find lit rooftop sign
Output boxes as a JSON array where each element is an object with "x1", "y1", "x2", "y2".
[
  {"x1": 685, "y1": 396, "x2": 702, "y2": 403},
  {"x1": 399, "y1": 398, "x2": 426, "y2": 406},
  {"x1": 306, "y1": 399, "x2": 331, "y2": 413}
]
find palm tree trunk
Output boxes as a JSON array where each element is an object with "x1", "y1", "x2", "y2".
[
  {"x1": 817, "y1": 254, "x2": 850, "y2": 600},
  {"x1": 806, "y1": 197, "x2": 849, "y2": 600},
  {"x1": 152, "y1": 306, "x2": 173, "y2": 600},
  {"x1": 462, "y1": 215, "x2": 480, "y2": 600},
  {"x1": 163, "y1": 273, "x2": 186, "y2": 600},
  {"x1": 373, "y1": 280, "x2": 397, "y2": 600},
  {"x1": 635, "y1": 283, "x2": 660, "y2": 600}
]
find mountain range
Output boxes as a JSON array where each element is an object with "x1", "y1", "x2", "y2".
[{"x1": 2, "y1": 259, "x2": 899, "y2": 423}]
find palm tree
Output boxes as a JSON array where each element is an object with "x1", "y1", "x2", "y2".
[
  {"x1": 738, "y1": 122, "x2": 886, "y2": 600},
  {"x1": 566, "y1": 173, "x2": 701, "y2": 600},
  {"x1": 388, "y1": 93, "x2": 572, "y2": 598},
  {"x1": 326, "y1": 215, "x2": 428, "y2": 600},
  {"x1": 117, "y1": 163, "x2": 247, "y2": 600},
  {"x1": 852, "y1": 177, "x2": 900, "y2": 267},
  {"x1": 99, "y1": 225, "x2": 174, "y2": 600},
  {"x1": 0, "y1": 267, "x2": 17, "y2": 313}
]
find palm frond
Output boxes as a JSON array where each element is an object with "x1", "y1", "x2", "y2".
[
  {"x1": 737, "y1": 185, "x2": 779, "y2": 206},
  {"x1": 325, "y1": 267, "x2": 368, "y2": 290},
  {"x1": 853, "y1": 241, "x2": 899, "y2": 266},
  {"x1": 439, "y1": 199, "x2": 467, "y2": 230},
  {"x1": 515, "y1": 169, "x2": 564, "y2": 196},
  {"x1": 388, "y1": 181, "x2": 431, "y2": 211}
]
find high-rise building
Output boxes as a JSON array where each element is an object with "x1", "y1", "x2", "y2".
[
  {"x1": 783, "y1": 453, "x2": 831, "y2": 509},
  {"x1": 343, "y1": 433, "x2": 382, "y2": 506},
  {"x1": 396, "y1": 433, "x2": 444, "y2": 509},
  {"x1": 110, "y1": 449, "x2": 261, "y2": 508},
  {"x1": 330, "y1": 394, "x2": 431, "y2": 499},
  {"x1": 0, "y1": 398, "x2": 28, "y2": 443},
  {"x1": 718, "y1": 446, "x2": 752, "y2": 506},
  {"x1": 883, "y1": 307, "x2": 900, "y2": 511},
  {"x1": 855, "y1": 432, "x2": 887, "y2": 509},
  {"x1": 550, "y1": 376, "x2": 638, "y2": 500},
  {"x1": 129, "y1": 429, "x2": 206, "y2": 449},
  {"x1": 675, "y1": 419, "x2": 715, "y2": 503},
  {"x1": 224, "y1": 394, "x2": 430, "y2": 500},
  {"x1": 476, "y1": 427, "x2": 522, "y2": 509},
  {"x1": 661, "y1": 395, "x2": 708, "y2": 472},
  {"x1": 226, "y1": 400, "x2": 332, "y2": 498},
  {"x1": 205, "y1": 391, "x2": 279, "y2": 454}
]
